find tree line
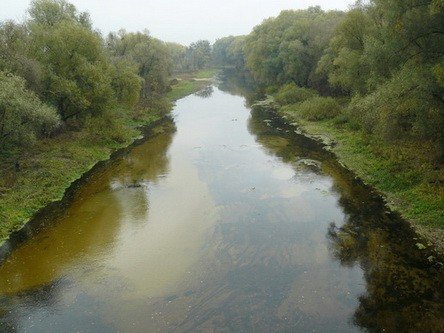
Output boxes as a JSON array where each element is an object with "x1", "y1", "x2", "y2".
[
  {"x1": 0, "y1": 0, "x2": 213, "y2": 151},
  {"x1": 213, "y1": 1, "x2": 443, "y2": 162}
]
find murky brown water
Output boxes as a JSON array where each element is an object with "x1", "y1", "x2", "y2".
[{"x1": 0, "y1": 82, "x2": 443, "y2": 332}]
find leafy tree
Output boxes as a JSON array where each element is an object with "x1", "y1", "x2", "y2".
[
  {"x1": 347, "y1": 63, "x2": 443, "y2": 145},
  {"x1": 0, "y1": 21, "x2": 44, "y2": 94},
  {"x1": 213, "y1": 36, "x2": 246, "y2": 69},
  {"x1": 28, "y1": 0, "x2": 92, "y2": 29},
  {"x1": 110, "y1": 58, "x2": 142, "y2": 108},
  {"x1": 0, "y1": 71, "x2": 60, "y2": 148},
  {"x1": 31, "y1": 20, "x2": 114, "y2": 120},
  {"x1": 322, "y1": 0, "x2": 444, "y2": 159},
  {"x1": 318, "y1": 5, "x2": 372, "y2": 94},
  {"x1": 244, "y1": 8, "x2": 344, "y2": 88},
  {"x1": 185, "y1": 40, "x2": 212, "y2": 71},
  {"x1": 107, "y1": 30, "x2": 172, "y2": 96},
  {"x1": 165, "y1": 42, "x2": 187, "y2": 73}
]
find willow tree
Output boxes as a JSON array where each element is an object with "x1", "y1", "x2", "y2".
[
  {"x1": 0, "y1": 72, "x2": 60, "y2": 148},
  {"x1": 107, "y1": 30, "x2": 172, "y2": 96},
  {"x1": 244, "y1": 7, "x2": 344, "y2": 88}
]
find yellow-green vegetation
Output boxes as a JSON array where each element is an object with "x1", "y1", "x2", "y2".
[
  {"x1": 0, "y1": 77, "x2": 209, "y2": 244},
  {"x1": 281, "y1": 107, "x2": 444, "y2": 229},
  {"x1": 214, "y1": 1, "x2": 443, "y2": 241},
  {"x1": 0, "y1": 0, "x2": 217, "y2": 244},
  {"x1": 166, "y1": 80, "x2": 210, "y2": 101},
  {"x1": 166, "y1": 69, "x2": 217, "y2": 101},
  {"x1": 0, "y1": 103, "x2": 159, "y2": 243},
  {"x1": 193, "y1": 68, "x2": 219, "y2": 79}
]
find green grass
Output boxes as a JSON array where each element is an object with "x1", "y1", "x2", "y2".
[
  {"x1": 280, "y1": 107, "x2": 444, "y2": 229},
  {"x1": 166, "y1": 79, "x2": 210, "y2": 101},
  {"x1": 193, "y1": 68, "x2": 218, "y2": 79},
  {"x1": 0, "y1": 78, "x2": 208, "y2": 244},
  {"x1": 166, "y1": 69, "x2": 217, "y2": 101}
]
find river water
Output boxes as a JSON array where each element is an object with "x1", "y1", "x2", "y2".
[{"x1": 0, "y1": 81, "x2": 442, "y2": 332}]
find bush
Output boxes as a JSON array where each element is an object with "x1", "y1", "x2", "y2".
[
  {"x1": 84, "y1": 106, "x2": 135, "y2": 144},
  {"x1": 346, "y1": 64, "x2": 443, "y2": 147},
  {"x1": 0, "y1": 71, "x2": 60, "y2": 149},
  {"x1": 275, "y1": 83, "x2": 318, "y2": 105},
  {"x1": 297, "y1": 96, "x2": 341, "y2": 121}
]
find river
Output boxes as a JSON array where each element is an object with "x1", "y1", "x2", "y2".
[{"x1": 0, "y1": 80, "x2": 442, "y2": 332}]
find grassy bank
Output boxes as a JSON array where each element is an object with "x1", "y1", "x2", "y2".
[
  {"x1": 166, "y1": 69, "x2": 217, "y2": 101},
  {"x1": 0, "y1": 70, "x2": 216, "y2": 244},
  {"x1": 278, "y1": 106, "x2": 444, "y2": 249}
]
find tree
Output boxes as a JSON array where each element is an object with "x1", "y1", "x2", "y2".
[
  {"x1": 0, "y1": 21, "x2": 44, "y2": 94},
  {"x1": 31, "y1": 20, "x2": 114, "y2": 120},
  {"x1": 244, "y1": 8, "x2": 344, "y2": 88},
  {"x1": 110, "y1": 58, "x2": 142, "y2": 108},
  {"x1": 165, "y1": 42, "x2": 187, "y2": 73},
  {"x1": 0, "y1": 72, "x2": 60, "y2": 148},
  {"x1": 317, "y1": 5, "x2": 372, "y2": 94},
  {"x1": 185, "y1": 40, "x2": 212, "y2": 71},
  {"x1": 28, "y1": 0, "x2": 92, "y2": 29},
  {"x1": 212, "y1": 36, "x2": 246, "y2": 69},
  {"x1": 107, "y1": 30, "x2": 172, "y2": 96}
]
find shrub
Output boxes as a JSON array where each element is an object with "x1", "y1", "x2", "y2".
[
  {"x1": 297, "y1": 96, "x2": 341, "y2": 121},
  {"x1": 84, "y1": 106, "x2": 135, "y2": 144},
  {"x1": 275, "y1": 82, "x2": 318, "y2": 105},
  {"x1": 0, "y1": 71, "x2": 60, "y2": 149},
  {"x1": 346, "y1": 64, "x2": 443, "y2": 148}
]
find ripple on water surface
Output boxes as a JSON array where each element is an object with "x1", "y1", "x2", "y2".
[{"x1": 0, "y1": 85, "x2": 442, "y2": 332}]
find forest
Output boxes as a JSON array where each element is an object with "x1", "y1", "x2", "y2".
[{"x1": 213, "y1": 0, "x2": 443, "y2": 228}]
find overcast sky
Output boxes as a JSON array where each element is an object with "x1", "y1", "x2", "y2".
[{"x1": 1, "y1": 0, "x2": 355, "y2": 45}]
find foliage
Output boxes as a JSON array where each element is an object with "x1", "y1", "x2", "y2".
[
  {"x1": 109, "y1": 58, "x2": 142, "y2": 108},
  {"x1": 185, "y1": 40, "x2": 212, "y2": 71},
  {"x1": 166, "y1": 42, "x2": 187, "y2": 73},
  {"x1": 244, "y1": 8, "x2": 344, "y2": 88},
  {"x1": 274, "y1": 83, "x2": 318, "y2": 105},
  {"x1": 317, "y1": 6, "x2": 372, "y2": 94},
  {"x1": 296, "y1": 96, "x2": 341, "y2": 121},
  {"x1": 31, "y1": 20, "x2": 114, "y2": 121},
  {"x1": 0, "y1": 21, "x2": 44, "y2": 94},
  {"x1": 28, "y1": 0, "x2": 92, "y2": 28},
  {"x1": 107, "y1": 30, "x2": 172, "y2": 96},
  {"x1": 347, "y1": 64, "x2": 443, "y2": 149},
  {"x1": 321, "y1": 0, "x2": 444, "y2": 160},
  {"x1": 0, "y1": 72, "x2": 60, "y2": 148},
  {"x1": 212, "y1": 36, "x2": 246, "y2": 69}
]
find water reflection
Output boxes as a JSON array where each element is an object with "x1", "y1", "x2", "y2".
[
  {"x1": 0, "y1": 82, "x2": 442, "y2": 332},
  {"x1": 194, "y1": 85, "x2": 214, "y2": 98},
  {"x1": 247, "y1": 107, "x2": 444, "y2": 332},
  {"x1": 328, "y1": 212, "x2": 444, "y2": 332},
  {"x1": 122, "y1": 88, "x2": 364, "y2": 332},
  {"x1": 0, "y1": 126, "x2": 174, "y2": 295}
]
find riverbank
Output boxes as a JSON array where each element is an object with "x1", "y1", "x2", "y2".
[
  {"x1": 0, "y1": 70, "x2": 215, "y2": 244},
  {"x1": 275, "y1": 106, "x2": 444, "y2": 254}
]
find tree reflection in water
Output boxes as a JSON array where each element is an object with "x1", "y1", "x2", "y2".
[
  {"x1": 0, "y1": 79, "x2": 442, "y2": 332},
  {"x1": 328, "y1": 206, "x2": 444, "y2": 332},
  {"x1": 248, "y1": 101, "x2": 444, "y2": 332},
  {"x1": 194, "y1": 85, "x2": 214, "y2": 98}
]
